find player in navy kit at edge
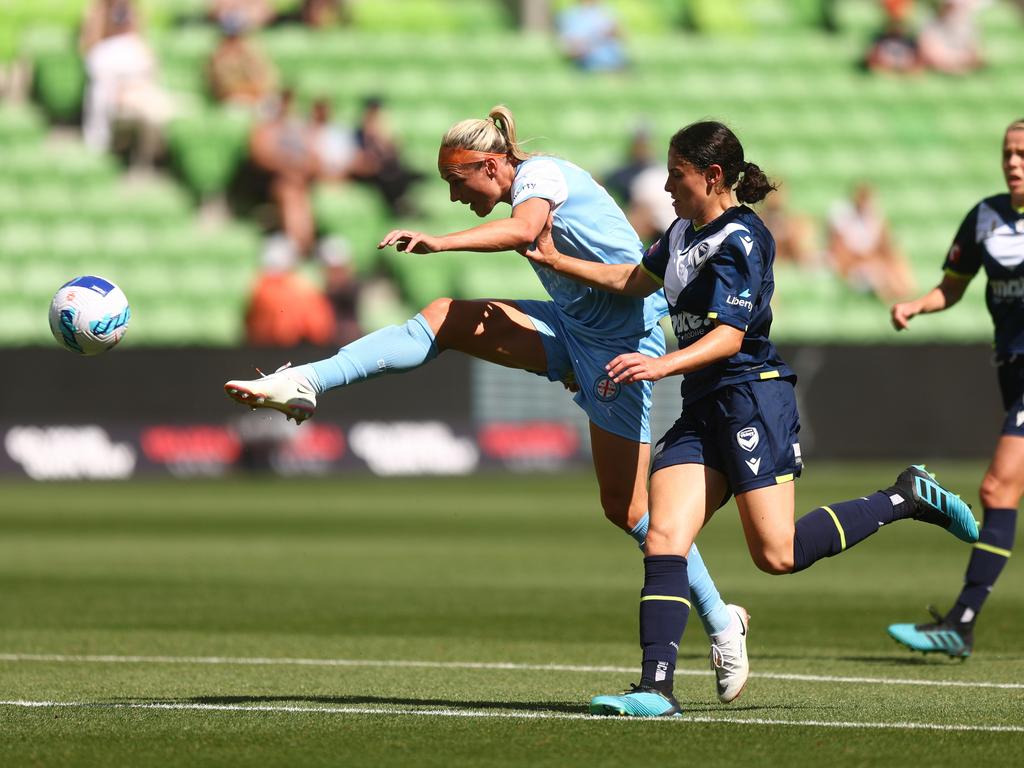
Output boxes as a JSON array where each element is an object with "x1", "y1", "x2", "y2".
[
  {"x1": 523, "y1": 120, "x2": 980, "y2": 717},
  {"x1": 887, "y1": 119, "x2": 1024, "y2": 658},
  {"x1": 224, "y1": 106, "x2": 752, "y2": 703}
]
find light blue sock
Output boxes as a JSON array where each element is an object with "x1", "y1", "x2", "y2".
[
  {"x1": 628, "y1": 513, "x2": 732, "y2": 636},
  {"x1": 627, "y1": 514, "x2": 649, "y2": 548},
  {"x1": 687, "y1": 544, "x2": 732, "y2": 636},
  {"x1": 296, "y1": 314, "x2": 439, "y2": 394}
]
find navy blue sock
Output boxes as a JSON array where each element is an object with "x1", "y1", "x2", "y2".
[
  {"x1": 949, "y1": 508, "x2": 1017, "y2": 625},
  {"x1": 792, "y1": 492, "x2": 896, "y2": 573},
  {"x1": 639, "y1": 555, "x2": 690, "y2": 695}
]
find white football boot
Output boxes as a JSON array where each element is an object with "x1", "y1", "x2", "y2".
[
  {"x1": 224, "y1": 363, "x2": 317, "y2": 424},
  {"x1": 709, "y1": 604, "x2": 750, "y2": 704}
]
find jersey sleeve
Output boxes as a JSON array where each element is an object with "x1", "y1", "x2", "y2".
[
  {"x1": 942, "y1": 205, "x2": 982, "y2": 280},
  {"x1": 511, "y1": 158, "x2": 569, "y2": 210},
  {"x1": 640, "y1": 231, "x2": 669, "y2": 285},
  {"x1": 705, "y1": 233, "x2": 763, "y2": 331}
]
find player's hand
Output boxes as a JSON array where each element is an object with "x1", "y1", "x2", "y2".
[
  {"x1": 606, "y1": 353, "x2": 669, "y2": 384},
  {"x1": 378, "y1": 229, "x2": 442, "y2": 254},
  {"x1": 520, "y1": 214, "x2": 560, "y2": 268},
  {"x1": 561, "y1": 371, "x2": 579, "y2": 393},
  {"x1": 890, "y1": 301, "x2": 917, "y2": 331}
]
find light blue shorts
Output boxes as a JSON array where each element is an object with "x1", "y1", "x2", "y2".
[{"x1": 513, "y1": 300, "x2": 665, "y2": 443}]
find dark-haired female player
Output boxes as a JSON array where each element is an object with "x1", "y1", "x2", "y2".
[
  {"x1": 886, "y1": 119, "x2": 1024, "y2": 658},
  {"x1": 224, "y1": 106, "x2": 751, "y2": 702},
  {"x1": 524, "y1": 120, "x2": 979, "y2": 717}
]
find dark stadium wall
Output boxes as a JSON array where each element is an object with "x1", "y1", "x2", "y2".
[{"x1": 0, "y1": 345, "x2": 1003, "y2": 478}]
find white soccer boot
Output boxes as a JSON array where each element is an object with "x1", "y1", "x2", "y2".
[
  {"x1": 709, "y1": 604, "x2": 750, "y2": 704},
  {"x1": 224, "y1": 363, "x2": 317, "y2": 424}
]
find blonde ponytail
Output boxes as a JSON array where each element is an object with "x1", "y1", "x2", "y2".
[{"x1": 440, "y1": 104, "x2": 531, "y2": 163}]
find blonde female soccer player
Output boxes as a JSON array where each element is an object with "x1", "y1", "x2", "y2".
[
  {"x1": 886, "y1": 118, "x2": 1024, "y2": 658},
  {"x1": 522, "y1": 119, "x2": 978, "y2": 717},
  {"x1": 225, "y1": 106, "x2": 751, "y2": 702}
]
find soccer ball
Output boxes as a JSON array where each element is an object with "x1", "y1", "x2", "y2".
[{"x1": 48, "y1": 275, "x2": 131, "y2": 355}]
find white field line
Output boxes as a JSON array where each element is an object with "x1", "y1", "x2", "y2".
[
  {"x1": 1, "y1": 652, "x2": 1023, "y2": 691},
  {"x1": 1, "y1": 699, "x2": 1023, "y2": 732}
]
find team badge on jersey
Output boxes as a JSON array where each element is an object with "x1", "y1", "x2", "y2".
[
  {"x1": 736, "y1": 426, "x2": 759, "y2": 452},
  {"x1": 594, "y1": 375, "x2": 620, "y2": 402},
  {"x1": 693, "y1": 242, "x2": 711, "y2": 269}
]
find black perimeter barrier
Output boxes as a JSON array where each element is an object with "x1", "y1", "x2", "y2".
[{"x1": 0, "y1": 344, "x2": 1005, "y2": 478}]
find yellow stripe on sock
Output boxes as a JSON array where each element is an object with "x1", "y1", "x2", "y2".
[
  {"x1": 974, "y1": 542, "x2": 1012, "y2": 558},
  {"x1": 640, "y1": 595, "x2": 692, "y2": 608},
  {"x1": 823, "y1": 505, "x2": 847, "y2": 551}
]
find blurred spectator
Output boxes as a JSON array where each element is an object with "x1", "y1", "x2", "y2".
[
  {"x1": 249, "y1": 90, "x2": 320, "y2": 254},
  {"x1": 207, "y1": 13, "x2": 278, "y2": 107},
  {"x1": 80, "y1": 0, "x2": 174, "y2": 166},
  {"x1": 603, "y1": 125, "x2": 656, "y2": 206},
  {"x1": 827, "y1": 183, "x2": 914, "y2": 302},
  {"x1": 275, "y1": 0, "x2": 351, "y2": 28},
  {"x1": 760, "y1": 187, "x2": 819, "y2": 268},
  {"x1": 351, "y1": 96, "x2": 424, "y2": 216},
  {"x1": 627, "y1": 166, "x2": 675, "y2": 244},
  {"x1": 556, "y1": 0, "x2": 627, "y2": 72},
  {"x1": 210, "y1": 0, "x2": 275, "y2": 31},
  {"x1": 80, "y1": 0, "x2": 138, "y2": 51},
  {"x1": 317, "y1": 236, "x2": 362, "y2": 345},
  {"x1": 864, "y1": 18, "x2": 921, "y2": 73},
  {"x1": 881, "y1": 0, "x2": 915, "y2": 22},
  {"x1": 245, "y1": 234, "x2": 336, "y2": 346},
  {"x1": 604, "y1": 126, "x2": 678, "y2": 243},
  {"x1": 918, "y1": 0, "x2": 984, "y2": 74},
  {"x1": 309, "y1": 98, "x2": 377, "y2": 180}
]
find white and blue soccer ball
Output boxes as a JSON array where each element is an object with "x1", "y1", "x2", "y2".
[{"x1": 48, "y1": 275, "x2": 131, "y2": 355}]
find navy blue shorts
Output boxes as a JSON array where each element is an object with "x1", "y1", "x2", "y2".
[
  {"x1": 997, "y1": 356, "x2": 1024, "y2": 437},
  {"x1": 651, "y1": 377, "x2": 803, "y2": 497}
]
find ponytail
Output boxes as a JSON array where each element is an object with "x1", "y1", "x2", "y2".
[
  {"x1": 735, "y1": 161, "x2": 777, "y2": 204},
  {"x1": 440, "y1": 104, "x2": 531, "y2": 164},
  {"x1": 670, "y1": 121, "x2": 776, "y2": 203}
]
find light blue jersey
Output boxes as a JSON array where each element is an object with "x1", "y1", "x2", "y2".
[{"x1": 511, "y1": 156, "x2": 668, "y2": 339}]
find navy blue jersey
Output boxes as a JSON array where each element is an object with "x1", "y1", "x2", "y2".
[
  {"x1": 943, "y1": 194, "x2": 1024, "y2": 359},
  {"x1": 642, "y1": 205, "x2": 793, "y2": 404}
]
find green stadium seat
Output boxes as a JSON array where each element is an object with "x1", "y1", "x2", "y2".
[
  {"x1": 0, "y1": 104, "x2": 46, "y2": 144},
  {"x1": 455, "y1": 260, "x2": 548, "y2": 302},
  {"x1": 167, "y1": 108, "x2": 251, "y2": 199},
  {"x1": 0, "y1": 223, "x2": 49, "y2": 262},
  {"x1": 0, "y1": 301, "x2": 50, "y2": 345},
  {"x1": 32, "y1": 49, "x2": 85, "y2": 121}
]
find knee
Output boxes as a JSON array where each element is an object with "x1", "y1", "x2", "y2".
[
  {"x1": 599, "y1": 489, "x2": 644, "y2": 532},
  {"x1": 419, "y1": 297, "x2": 454, "y2": 335},
  {"x1": 750, "y1": 546, "x2": 794, "y2": 575},
  {"x1": 644, "y1": 525, "x2": 688, "y2": 557},
  {"x1": 979, "y1": 472, "x2": 1018, "y2": 509}
]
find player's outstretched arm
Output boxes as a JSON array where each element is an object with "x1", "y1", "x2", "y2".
[
  {"x1": 378, "y1": 198, "x2": 551, "y2": 254},
  {"x1": 606, "y1": 323, "x2": 744, "y2": 384},
  {"x1": 521, "y1": 215, "x2": 659, "y2": 297},
  {"x1": 890, "y1": 273, "x2": 970, "y2": 331}
]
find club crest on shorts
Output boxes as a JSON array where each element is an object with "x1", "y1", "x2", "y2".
[
  {"x1": 594, "y1": 375, "x2": 620, "y2": 402},
  {"x1": 736, "y1": 426, "x2": 759, "y2": 452}
]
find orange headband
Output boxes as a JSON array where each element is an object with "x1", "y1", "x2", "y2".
[{"x1": 438, "y1": 147, "x2": 506, "y2": 172}]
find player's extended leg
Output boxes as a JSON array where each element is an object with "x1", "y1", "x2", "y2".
[
  {"x1": 735, "y1": 466, "x2": 978, "y2": 576},
  {"x1": 889, "y1": 436, "x2": 1023, "y2": 657},
  {"x1": 588, "y1": 425, "x2": 748, "y2": 703},
  {"x1": 224, "y1": 298, "x2": 547, "y2": 421},
  {"x1": 591, "y1": 463, "x2": 726, "y2": 717}
]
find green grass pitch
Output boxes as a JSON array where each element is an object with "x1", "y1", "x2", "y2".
[{"x1": 1, "y1": 463, "x2": 1022, "y2": 766}]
